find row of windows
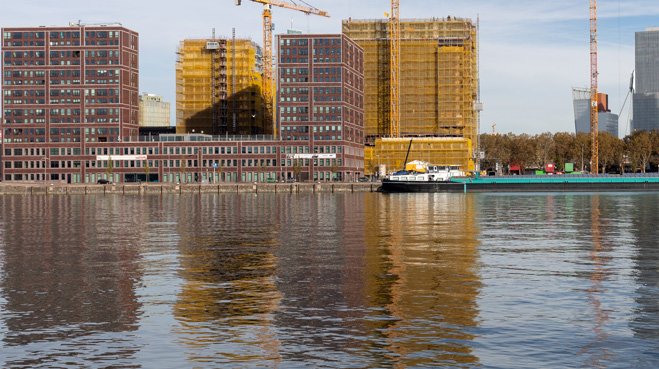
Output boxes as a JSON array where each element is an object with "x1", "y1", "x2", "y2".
[
  {"x1": 3, "y1": 51, "x2": 44, "y2": 58},
  {"x1": 4, "y1": 70, "x2": 46, "y2": 78},
  {"x1": 313, "y1": 75, "x2": 341, "y2": 82},
  {"x1": 314, "y1": 106, "x2": 342, "y2": 114},
  {"x1": 5, "y1": 107, "x2": 120, "y2": 117},
  {"x1": 280, "y1": 38, "x2": 309, "y2": 46},
  {"x1": 281, "y1": 47, "x2": 309, "y2": 56},
  {"x1": 313, "y1": 38, "x2": 341, "y2": 46},
  {"x1": 3, "y1": 32, "x2": 45, "y2": 39},
  {"x1": 6, "y1": 30, "x2": 121, "y2": 40},
  {"x1": 280, "y1": 106, "x2": 309, "y2": 114},
  {"x1": 3, "y1": 157, "x2": 353, "y2": 171},
  {"x1": 3, "y1": 90, "x2": 45, "y2": 97},
  {"x1": 3, "y1": 79, "x2": 45, "y2": 86},
  {"x1": 281, "y1": 67, "x2": 308, "y2": 75},
  {"x1": 312, "y1": 57, "x2": 341, "y2": 63},
  {"x1": 3, "y1": 143, "x2": 349, "y2": 157},
  {"x1": 84, "y1": 50, "x2": 120, "y2": 57},
  {"x1": 314, "y1": 67, "x2": 341, "y2": 75},
  {"x1": 4, "y1": 41, "x2": 45, "y2": 47},
  {"x1": 3, "y1": 99, "x2": 46, "y2": 105},
  {"x1": 3, "y1": 60, "x2": 45, "y2": 66},
  {"x1": 312, "y1": 48, "x2": 341, "y2": 56},
  {"x1": 280, "y1": 57, "x2": 309, "y2": 64}
]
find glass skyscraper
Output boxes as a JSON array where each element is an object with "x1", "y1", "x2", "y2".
[{"x1": 633, "y1": 28, "x2": 659, "y2": 132}]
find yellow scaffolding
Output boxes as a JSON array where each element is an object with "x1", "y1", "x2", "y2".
[
  {"x1": 342, "y1": 17, "x2": 478, "y2": 149},
  {"x1": 365, "y1": 137, "x2": 474, "y2": 176},
  {"x1": 176, "y1": 38, "x2": 265, "y2": 135}
]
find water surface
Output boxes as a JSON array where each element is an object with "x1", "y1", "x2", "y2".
[{"x1": 0, "y1": 193, "x2": 657, "y2": 368}]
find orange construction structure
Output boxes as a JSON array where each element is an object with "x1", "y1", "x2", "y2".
[
  {"x1": 343, "y1": 17, "x2": 479, "y2": 174},
  {"x1": 176, "y1": 38, "x2": 266, "y2": 135}
]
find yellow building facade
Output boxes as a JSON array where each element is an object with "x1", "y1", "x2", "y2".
[
  {"x1": 342, "y1": 18, "x2": 479, "y2": 173},
  {"x1": 176, "y1": 38, "x2": 267, "y2": 135},
  {"x1": 365, "y1": 137, "x2": 474, "y2": 176}
]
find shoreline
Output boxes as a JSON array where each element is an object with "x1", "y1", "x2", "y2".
[{"x1": 0, "y1": 182, "x2": 379, "y2": 195}]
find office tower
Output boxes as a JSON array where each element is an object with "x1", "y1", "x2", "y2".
[
  {"x1": 633, "y1": 28, "x2": 659, "y2": 132},
  {"x1": 573, "y1": 88, "x2": 619, "y2": 137}
]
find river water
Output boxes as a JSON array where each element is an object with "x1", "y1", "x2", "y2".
[{"x1": 0, "y1": 192, "x2": 657, "y2": 368}]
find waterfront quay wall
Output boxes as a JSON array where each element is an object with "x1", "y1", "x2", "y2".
[{"x1": 0, "y1": 182, "x2": 379, "y2": 195}]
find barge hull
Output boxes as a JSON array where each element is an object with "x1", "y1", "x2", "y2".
[{"x1": 381, "y1": 180, "x2": 659, "y2": 193}]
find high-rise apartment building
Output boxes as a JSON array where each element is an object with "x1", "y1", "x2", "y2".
[
  {"x1": 343, "y1": 17, "x2": 479, "y2": 174},
  {"x1": 277, "y1": 33, "x2": 365, "y2": 181},
  {"x1": 572, "y1": 88, "x2": 619, "y2": 137},
  {"x1": 633, "y1": 28, "x2": 659, "y2": 132},
  {"x1": 1, "y1": 24, "x2": 138, "y2": 182},
  {"x1": 342, "y1": 17, "x2": 478, "y2": 143},
  {"x1": 139, "y1": 93, "x2": 170, "y2": 127},
  {"x1": 175, "y1": 38, "x2": 266, "y2": 135},
  {"x1": 2, "y1": 24, "x2": 139, "y2": 143}
]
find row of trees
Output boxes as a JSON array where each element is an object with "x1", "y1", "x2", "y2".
[{"x1": 479, "y1": 130, "x2": 659, "y2": 173}]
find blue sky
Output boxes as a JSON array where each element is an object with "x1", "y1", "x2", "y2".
[{"x1": 2, "y1": 0, "x2": 659, "y2": 136}]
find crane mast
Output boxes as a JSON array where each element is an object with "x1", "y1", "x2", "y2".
[
  {"x1": 235, "y1": 0, "x2": 329, "y2": 138},
  {"x1": 590, "y1": 0, "x2": 599, "y2": 173},
  {"x1": 389, "y1": 0, "x2": 401, "y2": 138},
  {"x1": 262, "y1": 5, "x2": 273, "y2": 136}
]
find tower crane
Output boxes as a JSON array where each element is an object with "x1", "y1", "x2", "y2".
[
  {"x1": 235, "y1": 0, "x2": 329, "y2": 137},
  {"x1": 389, "y1": 0, "x2": 401, "y2": 138},
  {"x1": 590, "y1": 0, "x2": 599, "y2": 173}
]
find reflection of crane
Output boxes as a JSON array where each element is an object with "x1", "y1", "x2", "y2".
[
  {"x1": 389, "y1": 0, "x2": 400, "y2": 137},
  {"x1": 589, "y1": 0, "x2": 599, "y2": 173},
  {"x1": 235, "y1": 0, "x2": 329, "y2": 136}
]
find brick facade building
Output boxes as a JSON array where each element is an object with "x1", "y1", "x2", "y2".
[
  {"x1": 277, "y1": 34, "x2": 364, "y2": 181},
  {"x1": 1, "y1": 29, "x2": 364, "y2": 183},
  {"x1": 2, "y1": 24, "x2": 138, "y2": 182}
]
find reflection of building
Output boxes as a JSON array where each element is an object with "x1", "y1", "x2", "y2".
[
  {"x1": 572, "y1": 88, "x2": 619, "y2": 137},
  {"x1": 173, "y1": 194, "x2": 281, "y2": 363},
  {"x1": 276, "y1": 33, "x2": 365, "y2": 181},
  {"x1": 630, "y1": 195, "x2": 659, "y2": 339},
  {"x1": 175, "y1": 38, "x2": 266, "y2": 135},
  {"x1": 363, "y1": 193, "x2": 481, "y2": 366},
  {"x1": 633, "y1": 28, "x2": 659, "y2": 132},
  {"x1": 0, "y1": 196, "x2": 141, "y2": 364},
  {"x1": 139, "y1": 93, "x2": 171, "y2": 127},
  {"x1": 343, "y1": 18, "x2": 479, "y2": 173}
]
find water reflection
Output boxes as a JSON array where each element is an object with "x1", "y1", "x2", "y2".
[
  {"x1": 158, "y1": 193, "x2": 482, "y2": 367},
  {"x1": 580, "y1": 196, "x2": 612, "y2": 367},
  {"x1": 0, "y1": 196, "x2": 143, "y2": 368},
  {"x1": 273, "y1": 193, "x2": 375, "y2": 366},
  {"x1": 630, "y1": 194, "x2": 659, "y2": 340},
  {"x1": 371, "y1": 193, "x2": 481, "y2": 367},
  {"x1": 0, "y1": 193, "x2": 657, "y2": 368},
  {"x1": 173, "y1": 194, "x2": 282, "y2": 364}
]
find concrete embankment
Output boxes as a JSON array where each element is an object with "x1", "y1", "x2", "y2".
[{"x1": 0, "y1": 182, "x2": 379, "y2": 195}]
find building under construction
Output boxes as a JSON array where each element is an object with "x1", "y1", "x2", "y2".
[
  {"x1": 176, "y1": 38, "x2": 269, "y2": 135},
  {"x1": 342, "y1": 17, "x2": 479, "y2": 174}
]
